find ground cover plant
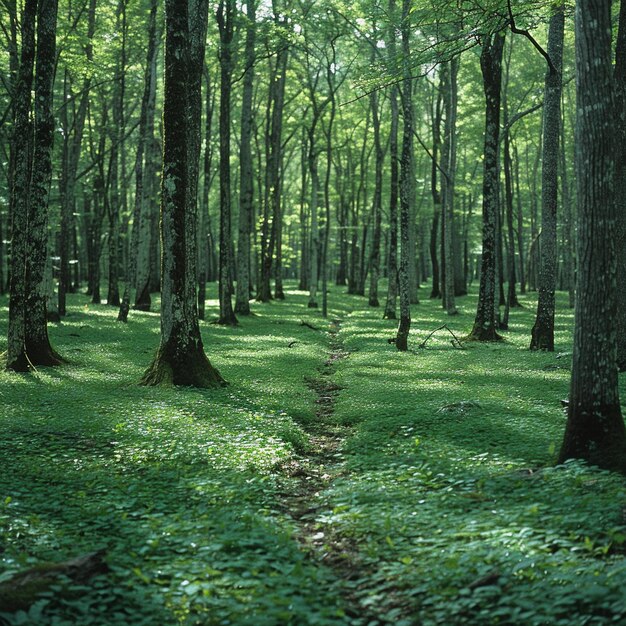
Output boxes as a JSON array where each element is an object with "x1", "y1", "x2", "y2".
[{"x1": 1, "y1": 283, "x2": 626, "y2": 625}]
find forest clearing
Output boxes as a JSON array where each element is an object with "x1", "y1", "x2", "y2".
[
  {"x1": 3, "y1": 0, "x2": 626, "y2": 622},
  {"x1": 1, "y1": 285, "x2": 626, "y2": 625}
]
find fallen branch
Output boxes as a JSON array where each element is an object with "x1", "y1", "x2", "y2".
[
  {"x1": 300, "y1": 320, "x2": 320, "y2": 331},
  {"x1": 418, "y1": 325, "x2": 466, "y2": 350},
  {"x1": 0, "y1": 550, "x2": 108, "y2": 612}
]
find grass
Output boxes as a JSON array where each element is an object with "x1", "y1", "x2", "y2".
[{"x1": 0, "y1": 283, "x2": 625, "y2": 625}]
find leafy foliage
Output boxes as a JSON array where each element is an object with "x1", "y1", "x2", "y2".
[{"x1": 1, "y1": 286, "x2": 626, "y2": 624}]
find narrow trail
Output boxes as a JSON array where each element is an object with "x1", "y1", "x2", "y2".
[{"x1": 276, "y1": 318, "x2": 367, "y2": 620}]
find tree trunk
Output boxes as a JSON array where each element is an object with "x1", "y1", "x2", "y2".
[
  {"x1": 235, "y1": 0, "x2": 256, "y2": 314},
  {"x1": 216, "y1": 0, "x2": 237, "y2": 325},
  {"x1": 384, "y1": 71, "x2": 399, "y2": 320},
  {"x1": 615, "y1": 0, "x2": 626, "y2": 370},
  {"x1": 7, "y1": 0, "x2": 36, "y2": 372},
  {"x1": 558, "y1": 0, "x2": 626, "y2": 472},
  {"x1": 368, "y1": 76, "x2": 383, "y2": 308},
  {"x1": 441, "y1": 58, "x2": 458, "y2": 316},
  {"x1": 8, "y1": 0, "x2": 63, "y2": 371},
  {"x1": 396, "y1": 0, "x2": 413, "y2": 351},
  {"x1": 467, "y1": 32, "x2": 505, "y2": 342},
  {"x1": 142, "y1": 0, "x2": 225, "y2": 387},
  {"x1": 530, "y1": 5, "x2": 565, "y2": 351},
  {"x1": 258, "y1": 31, "x2": 288, "y2": 304},
  {"x1": 119, "y1": 0, "x2": 158, "y2": 322}
]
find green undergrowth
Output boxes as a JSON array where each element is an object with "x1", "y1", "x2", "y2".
[
  {"x1": 0, "y1": 284, "x2": 625, "y2": 625},
  {"x1": 0, "y1": 289, "x2": 357, "y2": 625},
  {"x1": 324, "y1": 289, "x2": 626, "y2": 625}
]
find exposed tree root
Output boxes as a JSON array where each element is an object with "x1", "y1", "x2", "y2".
[{"x1": 141, "y1": 344, "x2": 226, "y2": 388}]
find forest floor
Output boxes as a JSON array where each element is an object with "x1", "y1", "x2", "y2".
[{"x1": 1, "y1": 282, "x2": 626, "y2": 625}]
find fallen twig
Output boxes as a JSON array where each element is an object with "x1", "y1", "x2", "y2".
[
  {"x1": 300, "y1": 320, "x2": 320, "y2": 331},
  {"x1": 418, "y1": 325, "x2": 465, "y2": 349}
]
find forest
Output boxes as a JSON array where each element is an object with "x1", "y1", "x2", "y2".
[{"x1": 2, "y1": 0, "x2": 626, "y2": 623}]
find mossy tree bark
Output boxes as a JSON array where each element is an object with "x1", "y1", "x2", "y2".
[
  {"x1": 7, "y1": 0, "x2": 36, "y2": 372},
  {"x1": 441, "y1": 58, "x2": 458, "y2": 316},
  {"x1": 383, "y1": 0, "x2": 399, "y2": 320},
  {"x1": 7, "y1": 0, "x2": 63, "y2": 372},
  {"x1": 530, "y1": 5, "x2": 564, "y2": 351},
  {"x1": 429, "y1": 83, "x2": 443, "y2": 301},
  {"x1": 142, "y1": 0, "x2": 225, "y2": 388},
  {"x1": 367, "y1": 59, "x2": 383, "y2": 308},
  {"x1": 467, "y1": 32, "x2": 504, "y2": 342},
  {"x1": 615, "y1": 0, "x2": 626, "y2": 371},
  {"x1": 216, "y1": 0, "x2": 238, "y2": 325},
  {"x1": 235, "y1": 0, "x2": 256, "y2": 315},
  {"x1": 258, "y1": 26, "x2": 288, "y2": 304},
  {"x1": 395, "y1": 0, "x2": 413, "y2": 352},
  {"x1": 558, "y1": 0, "x2": 626, "y2": 472}
]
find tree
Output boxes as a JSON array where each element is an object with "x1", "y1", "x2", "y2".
[
  {"x1": 235, "y1": 0, "x2": 256, "y2": 315},
  {"x1": 216, "y1": 0, "x2": 238, "y2": 325},
  {"x1": 383, "y1": 0, "x2": 399, "y2": 321},
  {"x1": 142, "y1": 0, "x2": 225, "y2": 388},
  {"x1": 615, "y1": 0, "x2": 626, "y2": 370},
  {"x1": 466, "y1": 32, "x2": 505, "y2": 341},
  {"x1": 118, "y1": 0, "x2": 159, "y2": 322},
  {"x1": 395, "y1": 0, "x2": 413, "y2": 351},
  {"x1": 529, "y1": 4, "x2": 564, "y2": 351},
  {"x1": 557, "y1": 0, "x2": 626, "y2": 472},
  {"x1": 7, "y1": 0, "x2": 63, "y2": 371},
  {"x1": 441, "y1": 58, "x2": 459, "y2": 316}
]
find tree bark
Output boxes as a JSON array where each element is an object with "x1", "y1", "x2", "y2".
[
  {"x1": 615, "y1": 0, "x2": 626, "y2": 370},
  {"x1": 142, "y1": 0, "x2": 225, "y2": 387},
  {"x1": 7, "y1": 0, "x2": 63, "y2": 371},
  {"x1": 395, "y1": 0, "x2": 413, "y2": 351},
  {"x1": 235, "y1": 0, "x2": 256, "y2": 314},
  {"x1": 467, "y1": 32, "x2": 505, "y2": 342},
  {"x1": 384, "y1": 73, "x2": 399, "y2": 319},
  {"x1": 368, "y1": 71, "x2": 383, "y2": 308},
  {"x1": 441, "y1": 58, "x2": 458, "y2": 316},
  {"x1": 558, "y1": 0, "x2": 626, "y2": 472},
  {"x1": 530, "y1": 5, "x2": 565, "y2": 351},
  {"x1": 216, "y1": 0, "x2": 238, "y2": 325}
]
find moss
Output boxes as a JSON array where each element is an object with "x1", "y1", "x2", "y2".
[{"x1": 141, "y1": 344, "x2": 227, "y2": 388}]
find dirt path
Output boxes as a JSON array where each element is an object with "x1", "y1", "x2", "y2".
[{"x1": 276, "y1": 318, "x2": 366, "y2": 619}]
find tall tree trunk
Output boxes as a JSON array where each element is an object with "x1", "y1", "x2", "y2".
[
  {"x1": 24, "y1": 0, "x2": 62, "y2": 364},
  {"x1": 258, "y1": 30, "x2": 288, "y2": 303},
  {"x1": 384, "y1": 72, "x2": 399, "y2": 319},
  {"x1": 321, "y1": 42, "x2": 337, "y2": 318},
  {"x1": 235, "y1": 0, "x2": 256, "y2": 314},
  {"x1": 467, "y1": 32, "x2": 505, "y2": 341},
  {"x1": 368, "y1": 75, "x2": 383, "y2": 307},
  {"x1": 560, "y1": 113, "x2": 575, "y2": 309},
  {"x1": 298, "y1": 127, "x2": 309, "y2": 291},
  {"x1": 615, "y1": 0, "x2": 626, "y2": 370},
  {"x1": 7, "y1": 0, "x2": 36, "y2": 372},
  {"x1": 530, "y1": 5, "x2": 565, "y2": 351},
  {"x1": 119, "y1": 0, "x2": 158, "y2": 322},
  {"x1": 216, "y1": 0, "x2": 237, "y2": 325},
  {"x1": 441, "y1": 58, "x2": 458, "y2": 316},
  {"x1": 429, "y1": 84, "x2": 442, "y2": 300},
  {"x1": 8, "y1": 0, "x2": 63, "y2": 371},
  {"x1": 142, "y1": 0, "x2": 224, "y2": 387},
  {"x1": 558, "y1": 0, "x2": 626, "y2": 472},
  {"x1": 396, "y1": 0, "x2": 413, "y2": 351},
  {"x1": 58, "y1": 0, "x2": 96, "y2": 315},
  {"x1": 513, "y1": 142, "x2": 526, "y2": 294}
]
